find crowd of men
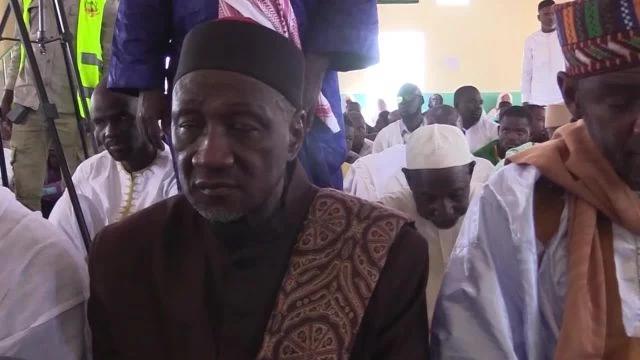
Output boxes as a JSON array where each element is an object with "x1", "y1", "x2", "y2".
[{"x1": 1, "y1": 0, "x2": 639, "y2": 359}]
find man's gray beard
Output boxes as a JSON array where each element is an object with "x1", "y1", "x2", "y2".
[{"x1": 194, "y1": 206, "x2": 246, "y2": 224}]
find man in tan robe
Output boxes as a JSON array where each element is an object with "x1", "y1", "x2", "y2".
[{"x1": 88, "y1": 18, "x2": 430, "y2": 359}]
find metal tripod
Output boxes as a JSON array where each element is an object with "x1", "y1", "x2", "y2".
[{"x1": 0, "y1": 0, "x2": 92, "y2": 253}]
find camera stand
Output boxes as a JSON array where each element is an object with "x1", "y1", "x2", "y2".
[{"x1": 0, "y1": 0, "x2": 93, "y2": 252}]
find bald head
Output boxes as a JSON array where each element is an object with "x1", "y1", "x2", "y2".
[
  {"x1": 426, "y1": 105, "x2": 461, "y2": 129},
  {"x1": 91, "y1": 79, "x2": 154, "y2": 166}
]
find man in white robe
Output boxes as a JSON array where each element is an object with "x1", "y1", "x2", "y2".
[
  {"x1": 0, "y1": 187, "x2": 88, "y2": 359},
  {"x1": 343, "y1": 144, "x2": 406, "y2": 201},
  {"x1": 432, "y1": 1, "x2": 640, "y2": 358},
  {"x1": 454, "y1": 85, "x2": 498, "y2": 152},
  {"x1": 372, "y1": 84, "x2": 426, "y2": 153},
  {"x1": 521, "y1": 0, "x2": 565, "y2": 106},
  {"x1": 49, "y1": 81, "x2": 178, "y2": 256},
  {"x1": 381, "y1": 124, "x2": 477, "y2": 321}
]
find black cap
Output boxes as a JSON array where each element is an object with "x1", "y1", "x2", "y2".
[{"x1": 175, "y1": 18, "x2": 305, "y2": 109}]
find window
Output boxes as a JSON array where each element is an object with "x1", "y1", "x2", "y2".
[{"x1": 364, "y1": 31, "x2": 425, "y2": 119}]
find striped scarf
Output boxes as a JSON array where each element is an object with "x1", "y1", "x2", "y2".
[{"x1": 218, "y1": 0, "x2": 340, "y2": 133}]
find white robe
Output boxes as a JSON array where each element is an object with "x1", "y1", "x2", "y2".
[
  {"x1": 465, "y1": 115, "x2": 499, "y2": 153},
  {"x1": 380, "y1": 189, "x2": 463, "y2": 323},
  {"x1": 2, "y1": 147, "x2": 13, "y2": 187},
  {"x1": 343, "y1": 144, "x2": 406, "y2": 201},
  {"x1": 521, "y1": 30, "x2": 565, "y2": 106},
  {"x1": 0, "y1": 187, "x2": 89, "y2": 359},
  {"x1": 49, "y1": 148, "x2": 179, "y2": 256},
  {"x1": 372, "y1": 118, "x2": 426, "y2": 153},
  {"x1": 431, "y1": 164, "x2": 640, "y2": 359}
]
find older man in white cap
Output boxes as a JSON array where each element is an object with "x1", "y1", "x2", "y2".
[{"x1": 380, "y1": 124, "x2": 477, "y2": 320}]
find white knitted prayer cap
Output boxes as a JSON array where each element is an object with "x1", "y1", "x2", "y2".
[{"x1": 405, "y1": 124, "x2": 473, "y2": 170}]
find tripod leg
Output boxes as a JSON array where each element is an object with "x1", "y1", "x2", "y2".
[
  {"x1": 0, "y1": 136, "x2": 9, "y2": 188},
  {"x1": 8, "y1": 0, "x2": 91, "y2": 252},
  {"x1": 51, "y1": 0, "x2": 97, "y2": 155}
]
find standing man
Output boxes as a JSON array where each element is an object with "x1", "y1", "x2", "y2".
[
  {"x1": 107, "y1": 0, "x2": 380, "y2": 190},
  {"x1": 372, "y1": 83, "x2": 426, "y2": 153},
  {"x1": 521, "y1": 0, "x2": 565, "y2": 106},
  {"x1": 381, "y1": 124, "x2": 477, "y2": 321},
  {"x1": 454, "y1": 85, "x2": 498, "y2": 152},
  {"x1": 432, "y1": 1, "x2": 640, "y2": 358},
  {"x1": 89, "y1": 19, "x2": 429, "y2": 359},
  {"x1": 1, "y1": 0, "x2": 118, "y2": 211}
]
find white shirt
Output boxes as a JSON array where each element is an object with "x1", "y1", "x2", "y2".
[
  {"x1": 372, "y1": 118, "x2": 426, "y2": 153},
  {"x1": 343, "y1": 144, "x2": 406, "y2": 202},
  {"x1": 465, "y1": 115, "x2": 499, "y2": 153},
  {"x1": 431, "y1": 165, "x2": 640, "y2": 359},
  {"x1": 0, "y1": 187, "x2": 89, "y2": 359},
  {"x1": 49, "y1": 148, "x2": 179, "y2": 256},
  {"x1": 380, "y1": 189, "x2": 464, "y2": 322},
  {"x1": 358, "y1": 138, "x2": 373, "y2": 157},
  {"x1": 381, "y1": 156, "x2": 496, "y2": 196},
  {"x1": 521, "y1": 30, "x2": 566, "y2": 106}
]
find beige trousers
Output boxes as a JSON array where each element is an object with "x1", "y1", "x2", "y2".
[{"x1": 10, "y1": 110, "x2": 84, "y2": 211}]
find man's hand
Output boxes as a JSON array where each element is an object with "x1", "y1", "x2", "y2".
[{"x1": 137, "y1": 89, "x2": 166, "y2": 150}]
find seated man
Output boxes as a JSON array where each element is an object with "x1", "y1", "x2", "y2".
[
  {"x1": 372, "y1": 84, "x2": 426, "y2": 153},
  {"x1": 525, "y1": 103, "x2": 549, "y2": 142},
  {"x1": 345, "y1": 111, "x2": 373, "y2": 157},
  {"x1": 381, "y1": 124, "x2": 476, "y2": 321},
  {"x1": 49, "y1": 80, "x2": 178, "y2": 255},
  {"x1": 88, "y1": 19, "x2": 429, "y2": 359},
  {"x1": 343, "y1": 143, "x2": 407, "y2": 201},
  {"x1": 432, "y1": 1, "x2": 640, "y2": 357},
  {"x1": 382, "y1": 109, "x2": 494, "y2": 196},
  {"x1": 455, "y1": 85, "x2": 498, "y2": 152},
  {"x1": 425, "y1": 105, "x2": 461, "y2": 128},
  {"x1": 474, "y1": 105, "x2": 532, "y2": 165},
  {"x1": 0, "y1": 187, "x2": 88, "y2": 359}
]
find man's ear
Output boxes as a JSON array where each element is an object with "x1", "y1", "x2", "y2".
[
  {"x1": 288, "y1": 110, "x2": 306, "y2": 161},
  {"x1": 558, "y1": 71, "x2": 583, "y2": 120}
]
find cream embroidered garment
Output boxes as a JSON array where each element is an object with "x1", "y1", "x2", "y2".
[{"x1": 49, "y1": 148, "x2": 178, "y2": 256}]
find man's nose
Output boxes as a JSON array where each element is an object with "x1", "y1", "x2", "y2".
[{"x1": 192, "y1": 126, "x2": 234, "y2": 169}]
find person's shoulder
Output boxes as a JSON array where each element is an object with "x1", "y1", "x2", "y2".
[
  {"x1": 73, "y1": 150, "x2": 114, "y2": 179},
  {"x1": 316, "y1": 188, "x2": 410, "y2": 220},
  {"x1": 525, "y1": 30, "x2": 542, "y2": 42},
  {"x1": 380, "y1": 189, "x2": 414, "y2": 214},
  {"x1": 483, "y1": 163, "x2": 540, "y2": 205},
  {"x1": 90, "y1": 194, "x2": 186, "y2": 265}
]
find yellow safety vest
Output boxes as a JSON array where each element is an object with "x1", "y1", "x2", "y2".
[
  {"x1": 76, "y1": 0, "x2": 106, "y2": 117},
  {"x1": 18, "y1": 0, "x2": 106, "y2": 118}
]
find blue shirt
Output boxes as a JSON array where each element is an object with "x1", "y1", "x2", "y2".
[{"x1": 107, "y1": 0, "x2": 380, "y2": 189}]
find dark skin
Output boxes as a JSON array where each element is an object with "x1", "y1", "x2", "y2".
[
  {"x1": 403, "y1": 162, "x2": 475, "y2": 229},
  {"x1": 92, "y1": 84, "x2": 157, "y2": 173},
  {"x1": 456, "y1": 89, "x2": 484, "y2": 130},
  {"x1": 428, "y1": 94, "x2": 443, "y2": 109},
  {"x1": 139, "y1": 54, "x2": 325, "y2": 150},
  {"x1": 498, "y1": 116, "x2": 531, "y2": 158},
  {"x1": 559, "y1": 68, "x2": 640, "y2": 191},
  {"x1": 538, "y1": 5, "x2": 556, "y2": 33},
  {"x1": 172, "y1": 70, "x2": 305, "y2": 224},
  {"x1": 528, "y1": 106, "x2": 549, "y2": 142},
  {"x1": 426, "y1": 105, "x2": 461, "y2": 129},
  {"x1": 398, "y1": 94, "x2": 425, "y2": 133},
  {"x1": 346, "y1": 111, "x2": 366, "y2": 153}
]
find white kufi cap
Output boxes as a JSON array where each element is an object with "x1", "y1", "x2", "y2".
[{"x1": 405, "y1": 124, "x2": 473, "y2": 170}]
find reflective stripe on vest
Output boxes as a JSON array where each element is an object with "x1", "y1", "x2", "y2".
[
  {"x1": 18, "y1": 0, "x2": 32, "y2": 71},
  {"x1": 76, "y1": 0, "x2": 106, "y2": 117}
]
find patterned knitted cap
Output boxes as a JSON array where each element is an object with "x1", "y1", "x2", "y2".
[{"x1": 555, "y1": 0, "x2": 640, "y2": 78}]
